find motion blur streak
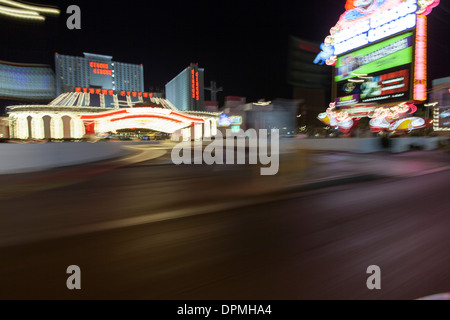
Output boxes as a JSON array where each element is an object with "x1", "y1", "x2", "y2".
[{"x1": 0, "y1": 142, "x2": 449, "y2": 299}]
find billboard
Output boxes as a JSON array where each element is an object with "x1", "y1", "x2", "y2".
[
  {"x1": 334, "y1": 29, "x2": 414, "y2": 107},
  {"x1": 336, "y1": 67, "x2": 411, "y2": 106},
  {"x1": 335, "y1": 31, "x2": 413, "y2": 82}
]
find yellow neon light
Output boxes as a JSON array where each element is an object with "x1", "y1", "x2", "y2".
[
  {"x1": 0, "y1": 4, "x2": 39, "y2": 15},
  {"x1": 0, "y1": 7, "x2": 44, "y2": 20},
  {"x1": 0, "y1": 0, "x2": 59, "y2": 15}
]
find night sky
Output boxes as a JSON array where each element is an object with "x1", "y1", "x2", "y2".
[{"x1": 1, "y1": 0, "x2": 449, "y2": 105}]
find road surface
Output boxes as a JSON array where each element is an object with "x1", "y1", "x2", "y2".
[{"x1": 0, "y1": 147, "x2": 449, "y2": 299}]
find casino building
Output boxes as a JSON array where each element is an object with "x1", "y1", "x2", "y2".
[
  {"x1": 6, "y1": 53, "x2": 220, "y2": 141},
  {"x1": 55, "y1": 52, "x2": 144, "y2": 95},
  {"x1": 7, "y1": 89, "x2": 219, "y2": 141}
]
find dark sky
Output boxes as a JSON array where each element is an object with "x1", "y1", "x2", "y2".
[{"x1": 1, "y1": 0, "x2": 449, "y2": 104}]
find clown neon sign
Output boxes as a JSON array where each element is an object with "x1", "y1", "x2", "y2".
[{"x1": 314, "y1": 0, "x2": 440, "y2": 66}]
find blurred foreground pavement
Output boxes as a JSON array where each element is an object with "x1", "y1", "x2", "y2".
[
  {"x1": 0, "y1": 141, "x2": 449, "y2": 299},
  {"x1": 0, "y1": 141, "x2": 449, "y2": 247}
]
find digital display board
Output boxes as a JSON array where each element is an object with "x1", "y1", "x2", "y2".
[
  {"x1": 334, "y1": 29, "x2": 414, "y2": 107},
  {"x1": 336, "y1": 67, "x2": 410, "y2": 106},
  {"x1": 335, "y1": 31, "x2": 413, "y2": 82}
]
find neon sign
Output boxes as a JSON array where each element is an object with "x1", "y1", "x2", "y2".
[
  {"x1": 195, "y1": 71, "x2": 199, "y2": 101},
  {"x1": 334, "y1": 0, "x2": 417, "y2": 55},
  {"x1": 191, "y1": 69, "x2": 195, "y2": 99},
  {"x1": 414, "y1": 15, "x2": 427, "y2": 101},
  {"x1": 218, "y1": 114, "x2": 231, "y2": 127},
  {"x1": 90, "y1": 61, "x2": 112, "y2": 75},
  {"x1": 314, "y1": 0, "x2": 439, "y2": 65}
]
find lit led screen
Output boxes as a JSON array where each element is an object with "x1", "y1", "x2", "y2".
[
  {"x1": 334, "y1": 30, "x2": 414, "y2": 107},
  {"x1": 336, "y1": 68, "x2": 411, "y2": 106},
  {"x1": 335, "y1": 32, "x2": 413, "y2": 83}
]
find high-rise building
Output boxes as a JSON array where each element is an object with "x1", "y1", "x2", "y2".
[
  {"x1": 54, "y1": 52, "x2": 144, "y2": 95},
  {"x1": 165, "y1": 63, "x2": 204, "y2": 111}
]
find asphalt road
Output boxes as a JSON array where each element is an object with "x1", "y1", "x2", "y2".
[{"x1": 0, "y1": 151, "x2": 449, "y2": 300}]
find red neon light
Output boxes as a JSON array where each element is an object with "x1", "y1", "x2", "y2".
[
  {"x1": 102, "y1": 89, "x2": 107, "y2": 95},
  {"x1": 92, "y1": 69, "x2": 112, "y2": 75},
  {"x1": 96, "y1": 89, "x2": 101, "y2": 94},
  {"x1": 414, "y1": 15, "x2": 427, "y2": 101},
  {"x1": 138, "y1": 92, "x2": 142, "y2": 97},
  {"x1": 149, "y1": 93, "x2": 153, "y2": 98},
  {"x1": 79, "y1": 109, "x2": 128, "y2": 120},
  {"x1": 191, "y1": 69, "x2": 195, "y2": 99},
  {"x1": 83, "y1": 88, "x2": 88, "y2": 93},
  {"x1": 195, "y1": 71, "x2": 199, "y2": 101},
  {"x1": 143, "y1": 92, "x2": 148, "y2": 98},
  {"x1": 169, "y1": 111, "x2": 205, "y2": 122},
  {"x1": 132, "y1": 91, "x2": 137, "y2": 97},
  {"x1": 90, "y1": 62, "x2": 109, "y2": 69},
  {"x1": 127, "y1": 91, "x2": 131, "y2": 96},
  {"x1": 109, "y1": 90, "x2": 114, "y2": 95},
  {"x1": 110, "y1": 115, "x2": 184, "y2": 123},
  {"x1": 120, "y1": 91, "x2": 125, "y2": 96},
  {"x1": 75, "y1": 87, "x2": 81, "y2": 93},
  {"x1": 89, "y1": 88, "x2": 95, "y2": 94},
  {"x1": 79, "y1": 109, "x2": 205, "y2": 124}
]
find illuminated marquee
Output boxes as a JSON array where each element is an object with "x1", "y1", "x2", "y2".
[
  {"x1": 314, "y1": 0, "x2": 440, "y2": 132},
  {"x1": 334, "y1": 0, "x2": 417, "y2": 55},
  {"x1": 79, "y1": 107, "x2": 206, "y2": 134},
  {"x1": 314, "y1": 0, "x2": 440, "y2": 65}
]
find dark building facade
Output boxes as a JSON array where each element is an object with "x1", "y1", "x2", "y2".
[{"x1": 287, "y1": 36, "x2": 332, "y2": 128}]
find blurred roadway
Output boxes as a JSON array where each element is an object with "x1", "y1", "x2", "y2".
[{"x1": 0, "y1": 142, "x2": 449, "y2": 299}]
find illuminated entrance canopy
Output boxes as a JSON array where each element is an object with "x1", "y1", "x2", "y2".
[{"x1": 79, "y1": 107, "x2": 207, "y2": 134}]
